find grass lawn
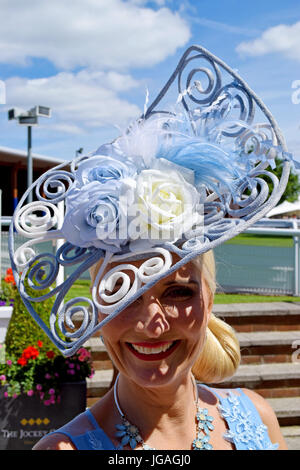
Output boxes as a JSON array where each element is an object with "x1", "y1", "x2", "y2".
[
  {"x1": 214, "y1": 293, "x2": 300, "y2": 303},
  {"x1": 65, "y1": 280, "x2": 300, "y2": 304},
  {"x1": 225, "y1": 233, "x2": 294, "y2": 248}
]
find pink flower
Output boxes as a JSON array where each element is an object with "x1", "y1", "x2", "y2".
[
  {"x1": 67, "y1": 369, "x2": 75, "y2": 375},
  {"x1": 13, "y1": 393, "x2": 18, "y2": 399},
  {"x1": 4, "y1": 391, "x2": 8, "y2": 398},
  {"x1": 39, "y1": 392, "x2": 45, "y2": 400},
  {"x1": 0, "y1": 374, "x2": 6, "y2": 381},
  {"x1": 27, "y1": 390, "x2": 34, "y2": 397},
  {"x1": 78, "y1": 348, "x2": 91, "y2": 362},
  {"x1": 36, "y1": 384, "x2": 42, "y2": 391},
  {"x1": 6, "y1": 360, "x2": 12, "y2": 366},
  {"x1": 44, "y1": 400, "x2": 51, "y2": 406},
  {"x1": 45, "y1": 373, "x2": 51, "y2": 379},
  {"x1": 68, "y1": 363, "x2": 75, "y2": 368},
  {"x1": 49, "y1": 388, "x2": 55, "y2": 395}
]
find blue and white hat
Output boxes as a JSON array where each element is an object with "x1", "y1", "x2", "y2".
[{"x1": 9, "y1": 45, "x2": 294, "y2": 356}]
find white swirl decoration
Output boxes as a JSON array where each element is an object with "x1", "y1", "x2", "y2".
[
  {"x1": 36, "y1": 170, "x2": 75, "y2": 204},
  {"x1": 94, "y1": 248, "x2": 172, "y2": 314},
  {"x1": 14, "y1": 201, "x2": 59, "y2": 238}
]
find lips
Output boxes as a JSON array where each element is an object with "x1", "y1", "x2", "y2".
[{"x1": 125, "y1": 340, "x2": 180, "y2": 361}]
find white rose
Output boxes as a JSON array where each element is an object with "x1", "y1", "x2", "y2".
[{"x1": 131, "y1": 166, "x2": 201, "y2": 242}]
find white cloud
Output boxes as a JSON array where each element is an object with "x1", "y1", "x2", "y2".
[
  {"x1": 191, "y1": 17, "x2": 259, "y2": 37},
  {"x1": 0, "y1": 0, "x2": 190, "y2": 70},
  {"x1": 236, "y1": 22, "x2": 300, "y2": 62},
  {"x1": 4, "y1": 70, "x2": 142, "y2": 134}
]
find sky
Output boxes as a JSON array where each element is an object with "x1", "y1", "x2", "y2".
[{"x1": 0, "y1": 0, "x2": 300, "y2": 164}]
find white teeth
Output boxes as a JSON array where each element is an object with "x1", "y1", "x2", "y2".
[{"x1": 131, "y1": 342, "x2": 174, "y2": 354}]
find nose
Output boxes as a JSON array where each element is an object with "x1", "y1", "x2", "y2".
[{"x1": 134, "y1": 296, "x2": 170, "y2": 338}]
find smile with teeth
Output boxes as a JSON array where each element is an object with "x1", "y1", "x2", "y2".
[
  {"x1": 126, "y1": 340, "x2": 180, "y2": 360},
  {"x1": 131, "y1": 341, "x2": 174, "y2": 354}
]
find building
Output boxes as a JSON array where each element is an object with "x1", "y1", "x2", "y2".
[{"x1": 0, "y1": 146, "x2": 65, "y2": 218}]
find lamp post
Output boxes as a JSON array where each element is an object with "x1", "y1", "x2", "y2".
[{"x1": 8, "y1": 106, "x2": 51, "y2": 203}]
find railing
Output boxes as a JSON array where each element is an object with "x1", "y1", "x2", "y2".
[
  {"x1": 215, "y1": 218, "x2": 300, "y2": 296},
  {"x1": 1, "y1": 216, "x2": 300, "y2": 296}
]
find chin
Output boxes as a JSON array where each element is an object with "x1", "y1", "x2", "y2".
[{"x1": 122, "y1": 360, "x2": 193, "y2": 390}]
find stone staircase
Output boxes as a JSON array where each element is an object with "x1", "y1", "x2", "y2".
[{"x1": 84, "y1": 302, "x2": 300, "y2": 450}]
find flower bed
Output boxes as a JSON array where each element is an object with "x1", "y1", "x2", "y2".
[
  {"x1": 0, "y1": 341, "x2": 94, "y2": 405},
  {"x1": 0, "y1": 266, "x2": 95, "y2": 449}
]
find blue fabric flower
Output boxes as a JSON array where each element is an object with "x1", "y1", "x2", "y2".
[
  {"x1": 75, "y1": 155, "x2": 136, "y2": 186},
  {"x1": 62, "y1": 180, "x2": 130, "y2": 251}
]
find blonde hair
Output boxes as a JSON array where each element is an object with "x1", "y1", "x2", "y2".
[
  {"x1": 191, "y1": 251, "x2": 241, "y2": 383},
  {"x1": 89, "y1": 251, "x2": 241, "y2": 384}
]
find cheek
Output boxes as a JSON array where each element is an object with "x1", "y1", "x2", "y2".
[
  {"x1": 180, "y1": 298, "x2": 207, "y2": 330},
  {"x1": 98, "y1": 312, "x2": 122, "y2": 340}
]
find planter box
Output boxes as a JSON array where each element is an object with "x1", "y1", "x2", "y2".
[
  {"x1": 0, "y1": 381, "x2": 86, "y2": 450},
  {"x1": 0, "y1": 306, "x2": 13, "y2": 343}
]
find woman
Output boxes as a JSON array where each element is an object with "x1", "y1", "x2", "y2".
[
  {"x1": 9, "y1": 45, "x2": 292, "y2": 451},
  {"x1": 33, "y1": 251, "x2": 288, "y2": 450}
]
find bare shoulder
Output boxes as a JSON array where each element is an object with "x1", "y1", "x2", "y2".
[
  {"x1": 32, "y1": 432, "x2": 76, "y2": 450},
  {"x1": 241, "y1": 388, "x2": 289, "y2": 450}
]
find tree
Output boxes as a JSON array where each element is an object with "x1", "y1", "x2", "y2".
[{"x1": 265, "y1": 157, "x2": 300, "y2": 205}]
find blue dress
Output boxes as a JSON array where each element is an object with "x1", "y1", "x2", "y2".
[{"x1": 45, "y1": 385, "x2": 278, "y2": 450}]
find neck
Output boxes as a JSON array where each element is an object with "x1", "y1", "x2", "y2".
[{"x1": 115, "y1": 372, "x2": 198, "y2": 446}]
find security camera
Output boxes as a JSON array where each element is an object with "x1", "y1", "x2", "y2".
[{"x1": 8, "y1": 108, "x2": 27, "y2": 120}]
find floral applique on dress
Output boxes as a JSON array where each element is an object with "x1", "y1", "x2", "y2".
[{"x1": 217, "y1": 392, "x2": 279, "y2": 450}]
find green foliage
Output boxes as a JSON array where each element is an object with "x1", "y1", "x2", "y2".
[
  {"x1": 4, "y1": 278, "x2": 57, "y2": 358},
  {"x1": 262, "y1": 157, "x2": 300, "y2": 205},
  {"x1": 0, "y1": 268, "x2": 94, "y2": 405}
]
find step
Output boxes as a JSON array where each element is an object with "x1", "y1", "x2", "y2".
[
  {"x1": 84, "y1": 337, "x2": 113, "y2": 370},
  {"x1": 213, "y1": 302, "x2": 300, "y2": 317},
  {"x1": 266, "y1": 397, "x2": 300, "y2": 426},
  {"x1": 281, "y1": 425, "x2": 300, "y2": 450},
  {"x1": 87, "y1": 369, "x2": 114, "y2": 399},
  {"x1": 237, "y1": 330, "x2": 300, "y2": 364},
  {"x1": 84, "y1": 337, "x2": 106, "y2": 353},
  {"x1": 238, "y1": 330, "x2": 300, "y2": 347},
  {"x1": 218, "y1": 362, "x2": 300, "y2": 399},
  {"x1": 213, "y1": 302, "x2": 300, "y2": 332}
]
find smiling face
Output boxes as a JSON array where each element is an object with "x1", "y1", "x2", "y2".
[{"x1": 97, "y1": 257, "x2": 213, "y2": 388}]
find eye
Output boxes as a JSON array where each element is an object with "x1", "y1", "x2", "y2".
[{"x1": 162, "y1": 285, "x2": 195, "y2": 300}]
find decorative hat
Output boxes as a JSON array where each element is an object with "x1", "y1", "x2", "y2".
[{"x1": 9, "y1": 45, "x2": 294, "y2": 356}]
